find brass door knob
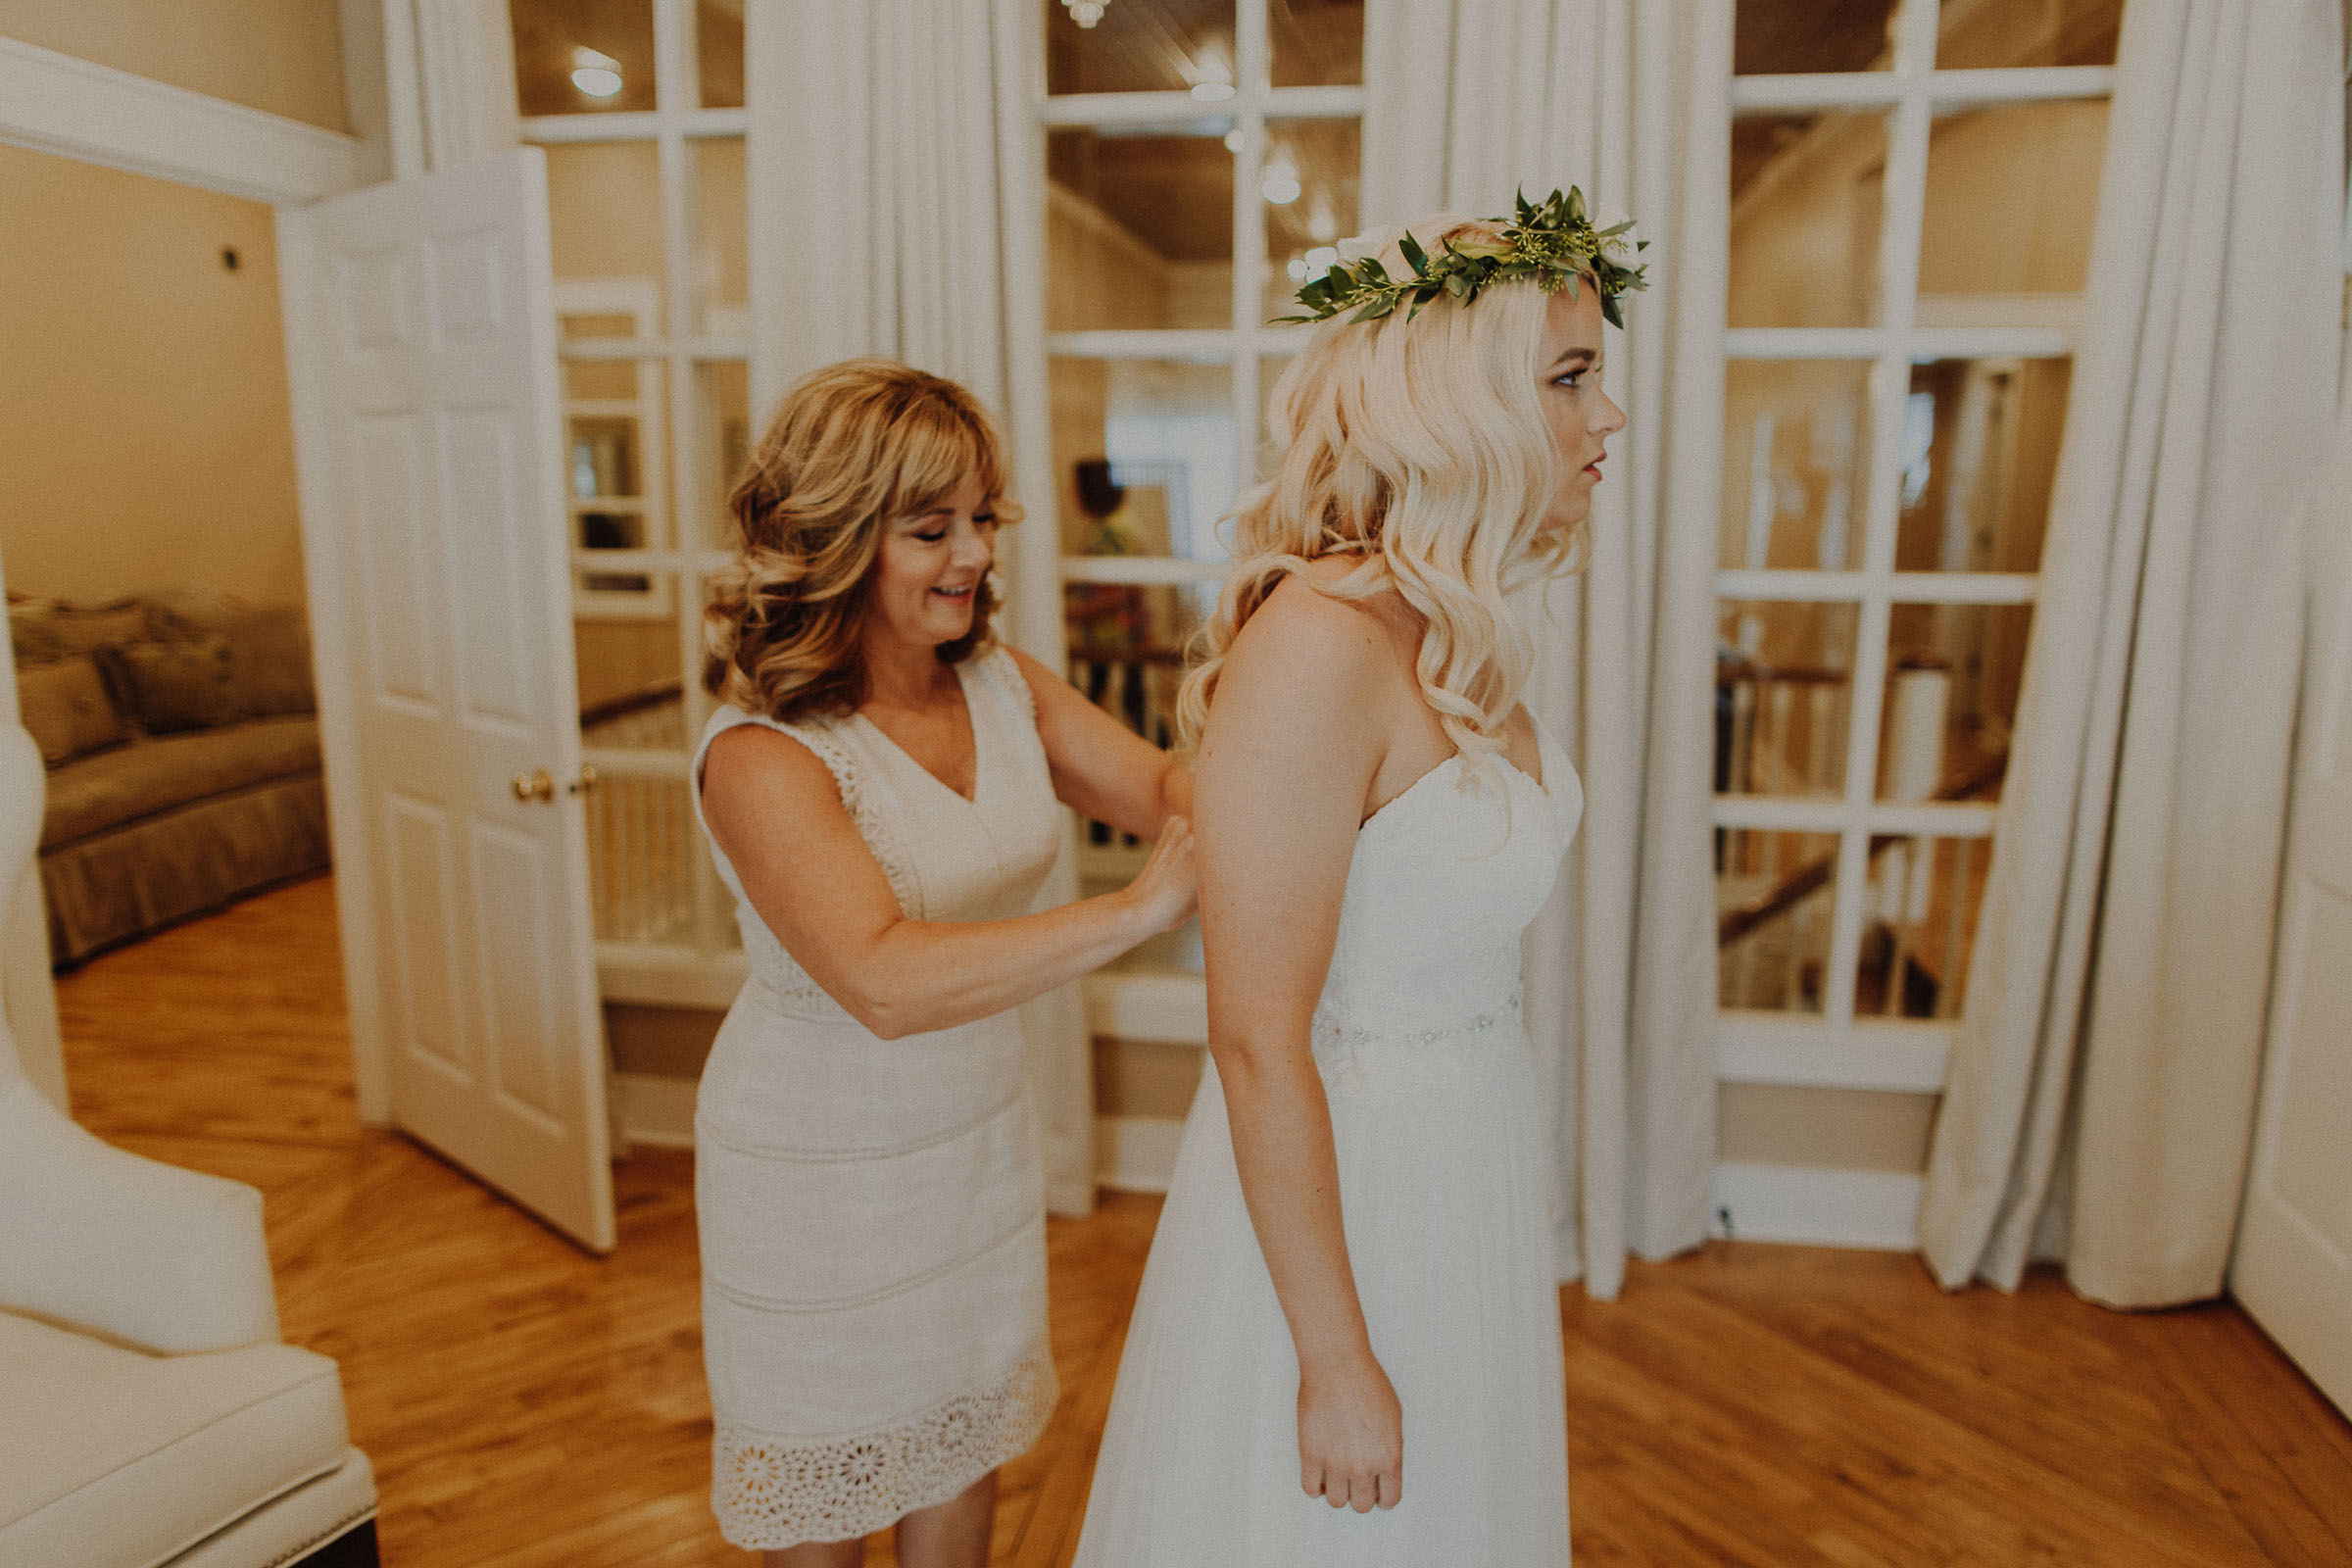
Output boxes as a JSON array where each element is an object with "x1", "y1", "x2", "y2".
[
  {"x1": 566, "y1": 765, "x2": 600, "y2": 796},
  {"x1": 511, "y1": 768, "x2": 556, "y2": 804}
]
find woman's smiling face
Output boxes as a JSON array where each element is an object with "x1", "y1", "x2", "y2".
[{"x1": 866, "y1": 472, "x2": 1000, "y2": 653}]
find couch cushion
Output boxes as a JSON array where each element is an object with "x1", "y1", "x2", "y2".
[
  {"x1": 146, "y1": 592, "x2": 318, "y2": 719},
  {"x1": 41, "y1": 719, "x2": 322, "y2": 850},
  {"x1": 168, "y1": 1448, "x2": 375, "y2": 1568},
  {"x1": 8, "y1": 601, "x2": 63, "y2": 665},
  {"x1": 226, "y1": 606, "x2": 316, "y2": 718},
  {"x1": 104, "y1": 638, "x2": 239, "y2": 733},
  {"x1": 0, "y1": 1312, "x2": 349, "y2": 1568},
  {"x1": 18, "y1": 658, "x2": 128, "y2": 768},
  {"x1": 46, "y1": 600, "x2": 150, "y2": 658}
]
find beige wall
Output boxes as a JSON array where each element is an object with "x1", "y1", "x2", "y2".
[
  {"x1": 0, "y1": 145, "x2": 307, "y2": 607},
  {"x1": 0, "y1": 0, "x2": 348, "y2": 131}
]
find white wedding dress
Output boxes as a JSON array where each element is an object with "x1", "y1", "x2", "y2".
[{"x1": 1073, "y1": 729, "x2": 1584, "y2": 1567}]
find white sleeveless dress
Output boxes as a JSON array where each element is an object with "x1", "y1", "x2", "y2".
[
  {"x1": 1073, "y1": 732, "x2": 1585, "y2": 1567},
  {"x1": 690, "y1": 646, "x2": 1061, "y2": 1549}
]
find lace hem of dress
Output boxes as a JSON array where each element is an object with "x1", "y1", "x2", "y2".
[
  {"x1": 1311, "y1": 992, "x2": 1526, "y2": 1107},
  {"x1": 711, "y1": 1338, "x2": 1057, "y2": 1549}
]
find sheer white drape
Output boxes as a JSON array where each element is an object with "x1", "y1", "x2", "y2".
[
  {"x1": 1362, "y1": 0, "x2": 1727, "y2": 1298},
  {"x1": 745, "y1": 0, "x2": 1094, "y2": 1215},
  {"x1": 1917, "y1": 0, "x2": 2344, "y2": 1305},
  {"x1": 381, "y1": 0, "x2": 518, "y2": 177}
]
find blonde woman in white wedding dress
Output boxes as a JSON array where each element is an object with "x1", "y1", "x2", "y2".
[{"x1": 1072, "y1": 193, "x2": 1641, "y2": 1567}]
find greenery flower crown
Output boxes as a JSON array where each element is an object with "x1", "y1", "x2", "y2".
[{"x1": 1276, "y1": 186, "x2": 1648, "y2": 329}]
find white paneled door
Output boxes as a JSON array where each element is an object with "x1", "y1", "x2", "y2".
[
  {"x1": 280, "y1": 150, "x2": 614, "y2": 1251},
  {"x1": 2232, "y1": 442, "x2": 2352, "y2": 1418}
]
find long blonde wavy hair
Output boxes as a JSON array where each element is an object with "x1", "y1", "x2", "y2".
[
  {"x1": 1174, "y1": 215, "x2": 1592, "y2": 774},
  {"x1": 703, "y1": 359, "x2": 1020, "y2": 722}
]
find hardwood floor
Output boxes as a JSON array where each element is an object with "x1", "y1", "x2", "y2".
[{"x1": 55, "y1": 875, "x2": 2352, "y2": 1567}]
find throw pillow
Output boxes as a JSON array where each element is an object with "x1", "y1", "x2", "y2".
[
  {"x1": 7, "y1": 602, "x2": 62, "y2": 666},
  {"x1": 146, "y1": 588, "x2": 240, "y2": 644},
  {"x1": 17, "y1": 656, "x2": 127, "y2": 767},
  {"x1": 225, "y1": 604, "x2": 318, "y2": 718},
  {"x1": 48, "y1": 600, "x2": 149, "y2": 657},
  {"x1": 108, "y1": 637, "x2": 237, "y2": 733}
]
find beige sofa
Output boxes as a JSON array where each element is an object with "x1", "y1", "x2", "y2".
[
  {"x1": 9, "y1": 594, "x2": 329, "y2": 966},
  {"x1": 0, "y1": 722, "x2": 378, "y2": 1568}
]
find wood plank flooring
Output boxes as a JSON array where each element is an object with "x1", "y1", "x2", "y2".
[{"x1": 55, "y1": 875, "x2": 2352, "y2": 1567}]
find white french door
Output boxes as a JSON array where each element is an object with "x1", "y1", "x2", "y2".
[
  {"x1": 279, "y1": 148, "x2": 615, "y2": 1252},
  {"x1": 2230, "y1": 409, "x2": 2352, "y2": 1419}
]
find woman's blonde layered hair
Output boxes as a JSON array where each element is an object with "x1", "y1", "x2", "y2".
[
  {"x1": 1175, "y1": 216, "x2": 1592, "y2": 771},
  {"x1": 703, "y1": 359, "x2": 1020, "y2": 722}
]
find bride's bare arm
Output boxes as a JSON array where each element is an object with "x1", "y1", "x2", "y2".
[
  {"x1": 1194, "y1": 580, "x2": 1403, "y2": 1515},
  {"x1": 702, "y1": 724, "x2": 1194, "y2": 1038}
]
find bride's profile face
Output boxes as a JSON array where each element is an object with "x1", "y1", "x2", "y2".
[{"x1": 1536, "y1": 276, "x2": 1626, "y2": 535}]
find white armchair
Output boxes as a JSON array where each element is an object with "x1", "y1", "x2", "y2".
[{"x1": 0, "y1": 723, "x2": 377, "y2": 1568}]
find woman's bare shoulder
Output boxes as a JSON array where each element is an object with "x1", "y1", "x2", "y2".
[
  {"x1": 1233, "y1": 567, "x2": 1391, "y2": 673},
  {"x1": 701, "y1": 720, "x2": 851, "y2": 822}
]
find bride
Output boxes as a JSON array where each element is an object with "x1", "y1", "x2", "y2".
[{"x1": 1071, "y1": 191, "x2": 1640, "y2": 1566}]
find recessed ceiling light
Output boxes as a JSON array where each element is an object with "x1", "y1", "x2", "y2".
[{"x1": 571, "y1": 46, "x2": 622, "y2": 98}]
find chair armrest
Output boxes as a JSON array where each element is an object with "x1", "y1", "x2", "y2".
[{"x1": 0, "y1": 1077, "x2": 278, "y2": 1351}]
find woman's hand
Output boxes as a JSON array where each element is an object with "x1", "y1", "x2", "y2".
[
  {"x1": 1298, "y1": 1348, "x2": 1402, "y2": 1511},
  {"x1": 1122, "y1": 815, "x2": 1198, "y2": 935}
]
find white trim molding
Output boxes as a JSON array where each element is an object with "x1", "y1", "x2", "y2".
[
  {"x1": 0, "y1": 36, "x2": 363, "y2": 205},
  {"x1": 1710, "y1": 1163, "x2": 1924, "y2": 1250},
  {"x1": 1097, "y1": 1113, "x2": 1188, "y2": 1194},
  {"x1": 615, "y1": 1071, "x2": 700, "y2": 1149},
  {"x1": 1084, "y1": 969, "x2": 1208, "y2": 1045},
  {"x1": 1716, "y1": 1012, "x2": 1951, "y2": 1093}
]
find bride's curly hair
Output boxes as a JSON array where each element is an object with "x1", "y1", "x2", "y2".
[
  {"x1": 1175, "y1": 215, "x2": 1592, "y2": 776},
  {"x1": 704, "y1": 359, "x2": 1020, "y2": 721}
]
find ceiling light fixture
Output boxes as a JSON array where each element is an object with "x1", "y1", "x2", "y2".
[
  {"x1": 1061, "y1": 0, "x2": 1108, "y2": 27},
  {"x1": 570, "y1": 45, "x2": 622, "y2": 97},
  {"x1": 1260, "y1": 152, "x2": 1301, "y2": 205}
]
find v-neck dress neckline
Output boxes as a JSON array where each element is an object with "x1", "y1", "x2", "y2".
[{"x1": 849, "y1": 658, "x2": 987, "y2": 808}]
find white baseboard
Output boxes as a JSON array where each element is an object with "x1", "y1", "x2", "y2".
[
  {"x1": 612, "y1": 1093, "x2": 1921, "y2": 1255},
  {"x1": 1710, "y1": 1162, "x2": 1922, "y2": 1250},
  {"x1": 1097, "y1": 1113, "x2": 1187, "y2": 1194},
  {"x1": 614, "y1": 1071, "x2": 698, "y2": 1150},
  {"x1": 1096, "y1": 1123, "x2": 1922, "y2": 1252}
]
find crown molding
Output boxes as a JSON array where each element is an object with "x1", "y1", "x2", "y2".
[{"x1": 0, "y1": 35, "x2": 363, "y2": 205}]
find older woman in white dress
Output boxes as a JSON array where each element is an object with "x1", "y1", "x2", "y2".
[{"x1": 694, "y1": 359, "x2": 1195, "y2": 1567}]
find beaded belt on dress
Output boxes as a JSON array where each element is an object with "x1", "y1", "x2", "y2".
[{"x1": 1309, "y1": 990, "x2": 1526, "y2": 1106}]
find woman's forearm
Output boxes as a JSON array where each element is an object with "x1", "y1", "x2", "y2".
[
  {"x1": 1214, "y1": 1033, "x2": 1377, "y2": 1371},
  {"x1": 845, "y1": 890, "x2": 1151, "y2": 1038},
  {"x1": 1158, "y1": 758, "x2": 1196, "y2": 830}
]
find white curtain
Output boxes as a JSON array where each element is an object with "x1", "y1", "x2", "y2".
[
  {"x1": 382, "y1": 0, "x2": 519, "y2": 177},
  {"x1": 1362, "y1": 0, "x2": 1728, "y2": 1298},
  {"x1": 1917, "y1": 0, "x2": 2344, "y2": 1305},
  {"x1": 746, "y1": 0, "x2": 1096, "y2": 1216}
]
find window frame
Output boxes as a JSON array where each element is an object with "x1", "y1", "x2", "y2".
[
  {"x1": 522, "y1": 0, "x2": 749, "y2": 1003},
  {"x1": 1714, "y1": 3, "x2": 2115, "y2": 1094}
]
